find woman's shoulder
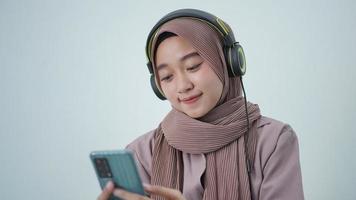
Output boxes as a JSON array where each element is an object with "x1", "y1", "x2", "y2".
[
  {"x1": 253, "y1": 116, "x2": 304, "y2": 199},
  {"x1": 125, "y1": 129, "x2": 156, "y2": 179},
  {"x1": 257, "y1": 115, "x2": 296, "y2": 138},
  {"x1": 256, "y1": 115, "x2": 299, "y2": 167},
  {"x1": 125, "y1": 130, "x2": 156, "y2": 183},
  {"x1": 126, "y1": 129, "x2": 156, "y2": 154}
]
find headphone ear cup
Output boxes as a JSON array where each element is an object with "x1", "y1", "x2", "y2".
[
  {"x1": 150, "y1": 74, "x2": 166, "y2": 100},
  {"x1": 229, "y1": 44, "x2": 246, "y2": 77}
]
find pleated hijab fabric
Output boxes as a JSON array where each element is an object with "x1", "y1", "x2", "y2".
[{"x1": 150, "y1": 18, "x2": 262, "y2": 200}]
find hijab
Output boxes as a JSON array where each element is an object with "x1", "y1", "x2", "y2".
[{"x1": 150, "y1": 18, "x2": 261, "y2": 200}]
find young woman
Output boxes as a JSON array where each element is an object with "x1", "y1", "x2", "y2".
[{"x1": 98, "y1": 9, "x2": 304, "y2": 200}]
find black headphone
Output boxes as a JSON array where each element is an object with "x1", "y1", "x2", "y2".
[{"x1": 145, "y1": 8, "x2": 247, "y2": 100}]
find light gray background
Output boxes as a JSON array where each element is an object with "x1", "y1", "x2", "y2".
[{"x1": 1, "y1": 0, "x2": 355, "y2": 199}]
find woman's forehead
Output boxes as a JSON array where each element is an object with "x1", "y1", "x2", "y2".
[{"x1": 155, "y1": 36, "x2": 199, "y2": 62}]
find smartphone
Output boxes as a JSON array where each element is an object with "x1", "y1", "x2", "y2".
[{"x1": 90, "y1": 149, "x2": 145, "y2": 200}]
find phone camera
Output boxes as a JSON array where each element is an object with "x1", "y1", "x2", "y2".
[{"x1": 94, "y1": 158, "x2": 113, "y2": 178}]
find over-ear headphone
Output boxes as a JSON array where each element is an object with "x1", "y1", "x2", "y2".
[{"x1": 145, "y1": 8, "x2": 246, "y2": 100}]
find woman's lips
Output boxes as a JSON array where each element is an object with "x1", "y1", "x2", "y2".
[{"x1": 180, "y1": 94, "x2": 202, "y2": 104}]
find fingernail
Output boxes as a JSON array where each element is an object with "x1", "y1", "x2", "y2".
[
  {"x1": 113, "y1": 189, "x2": 123, "y2": 196},
  {"x1": 143, "y1": 183, "x2": 152, "y2": 190},
  {"x1": 105, "y1": 181, "x2": 113, "y2": 189}
]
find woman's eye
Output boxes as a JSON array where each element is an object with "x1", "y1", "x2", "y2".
[
  {"x1": 187, "y1": 63, "x2": 202, "y2": 71},
  {"x1": 160, "y1": 75, "x2": 173, "y2": 82}
]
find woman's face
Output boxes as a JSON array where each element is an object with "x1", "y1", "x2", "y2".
[{"x1": 155, "y1": 36, "x2": 223, "y2": 118}]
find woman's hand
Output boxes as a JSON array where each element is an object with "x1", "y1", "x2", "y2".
[
  {"x1": 97, "y1": 181, "x2": 186, "y2": 200},
  {"x1": 97, "y1": 181, "x2": 115, "y2": 200}
]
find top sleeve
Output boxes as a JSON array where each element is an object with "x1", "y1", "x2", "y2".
[
  {"x1": 125, "y1": 131, "x2": 155, "y2": 185},
  {"x1": 259, "y1": 125, "x2": 305, "y2": 200}
]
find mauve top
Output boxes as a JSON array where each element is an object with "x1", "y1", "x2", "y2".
[{"x1": 126, "y1": 116, "x2": 305, "y2": 200}]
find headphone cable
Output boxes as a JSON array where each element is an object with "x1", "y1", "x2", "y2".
[
  {"x1": 239, "y1": 76, "x2": 251, "y2": 173},
  {"x1": 240, "y1": 76, "x2": 254, "y2": 199}
]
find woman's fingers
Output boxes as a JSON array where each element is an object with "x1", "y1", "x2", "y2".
[
  {"x1": 97, "y1": 182, "x2": 183, "y2": 200},
  {"x1": 97, "y1": 181, "x2": 115, "y2": 200},
  {"x1": 113, "y1": 189, "x2": 151, "y2": 200},
  {"x1": 144, "y1": 184, "x2": 185, "y2": 200}
]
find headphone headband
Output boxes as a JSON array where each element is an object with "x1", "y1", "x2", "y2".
[
  {"x1": 145, "y1": 8, "x2": 246, "y2": 100},
  {"x1": 145, "y1": 9, "x2": 236, "y2": 74}
]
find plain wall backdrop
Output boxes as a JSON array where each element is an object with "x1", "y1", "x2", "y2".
[{"x1": 1, "y1": 0, "x2": 355, "y2": 199}]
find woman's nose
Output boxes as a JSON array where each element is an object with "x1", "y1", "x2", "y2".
[{"x1": 177, "y1": 74, "x2": 193, "y2": 93}]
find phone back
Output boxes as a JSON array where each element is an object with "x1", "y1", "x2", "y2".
[{"x1": 90, "y1": 150, "x2": 145, "y2": 200}]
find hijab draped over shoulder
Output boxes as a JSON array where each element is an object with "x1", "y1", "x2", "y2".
[{"x1": 150, "y1": 18, "x2": 261, "y2": 200}]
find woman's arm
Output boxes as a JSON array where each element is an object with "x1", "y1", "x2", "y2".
[
  {"x1": 259, "y1": 126, "x2": 305, "y2": 200},
  {"x1": 125, "y1": 130, "x2": 156, "y2": 184}
]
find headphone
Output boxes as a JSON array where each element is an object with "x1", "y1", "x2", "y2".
[{"x1": 145, "y1": 8, "x2": 247, "y2": 100}]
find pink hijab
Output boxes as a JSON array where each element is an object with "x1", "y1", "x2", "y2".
[{"x1": 150, "y1": 18, "x2": 261, "y2": 200}]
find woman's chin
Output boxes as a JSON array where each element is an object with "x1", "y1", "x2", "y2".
[{"x1": 184, "y1": 109, "x2": 207, "y2": 119}]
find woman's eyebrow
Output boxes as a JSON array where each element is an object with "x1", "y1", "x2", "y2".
[
  {"x1": 157, "y1": 63, "x2": 168, "y2": 71},
  {"x1": 157, "y1": 52, "x2": 200, "y2": 71},
  {"x1": 180, "y1": 51, "x2": 199, "y2": 61}
]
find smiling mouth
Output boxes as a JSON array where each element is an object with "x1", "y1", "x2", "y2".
[{"x1": 180, "y1": 94, "x2": 203, "y2": 104}]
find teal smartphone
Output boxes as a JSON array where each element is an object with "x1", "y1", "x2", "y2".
[{"x1": 90, "y1": 149, "x2": 145, "y2": 200}]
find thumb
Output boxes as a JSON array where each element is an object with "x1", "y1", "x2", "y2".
[
  {"x1": 97, "y1": 181, "x2": 115, "y2": 200},
  {"x1": 144, "y1": 184, "x2": 185, "y2": 200}
]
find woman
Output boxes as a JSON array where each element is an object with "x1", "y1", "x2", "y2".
[{"x1": 98, "y1": 9, "x2": 304, "y2": 200}]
